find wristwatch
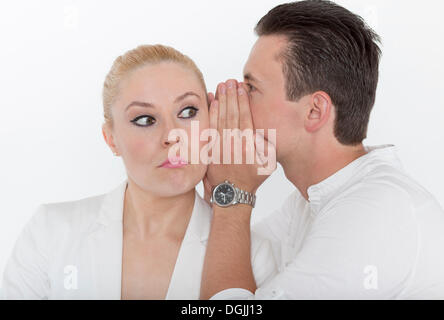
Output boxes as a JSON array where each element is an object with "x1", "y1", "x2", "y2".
[{"x1": 210, "y1": 180, "x2": 256, "y2": 208}]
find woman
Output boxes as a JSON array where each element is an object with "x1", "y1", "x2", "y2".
[{"x1": 1, "y1": 44, "x2": 276, "y2": 299}]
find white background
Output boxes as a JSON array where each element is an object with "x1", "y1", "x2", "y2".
[{"x1": 1, "y1": 0, "x2": 443, "y2": 284}]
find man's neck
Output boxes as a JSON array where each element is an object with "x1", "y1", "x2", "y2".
[{"x1": 280, "y1": 142, "x2": 367, "y2": 200}]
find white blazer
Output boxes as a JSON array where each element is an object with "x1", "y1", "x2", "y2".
[{"x1": 1, "y1": 180, "x2": 277, "y2": 300}]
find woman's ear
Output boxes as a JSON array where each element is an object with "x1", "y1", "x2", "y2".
[
  {"x1": 304, "y1": 91, "x2": 332, "y2": 133},
  {"x1": 102, "y1": 123, "x2": 119, "y2": 156}
]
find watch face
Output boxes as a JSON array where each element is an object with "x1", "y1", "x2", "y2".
[{"x1": 214, "y1": 183, "x2": 235, "y2": 206}]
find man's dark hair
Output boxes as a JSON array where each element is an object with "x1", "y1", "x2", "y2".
[{"x1": 255, "y1": 0, "x2": 381, "y2": 145}]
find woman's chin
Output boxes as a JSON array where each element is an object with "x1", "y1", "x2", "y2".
[
  {"x1": 155, "y1": 170, "x2": 202, "y2": 196},
  {"x1": 163, "y1": 182, "x2": 194, "y2": 197}
]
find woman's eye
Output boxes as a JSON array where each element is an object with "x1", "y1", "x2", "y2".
[
  {"x1": 178, "y1": 106, "x2": 198, "y2": 119},
  {"x1": 130, "y1": 115, "x2": 156, "y2": 127}
]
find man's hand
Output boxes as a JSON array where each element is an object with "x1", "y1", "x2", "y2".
[
  {"x1": 204, "y1": 79, "x2": 276, "y2": 199},
  {"x1": 200, "y1": 79, "x2": 276, "y2": 299}
]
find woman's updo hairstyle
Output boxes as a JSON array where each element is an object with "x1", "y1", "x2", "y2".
[{"x1": 103, "y1": 44, "x2": 207, "y2": 126}]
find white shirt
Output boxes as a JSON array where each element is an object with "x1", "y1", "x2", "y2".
[
  {"x1": 212, "y1": 145, "x2": 444, "y2": 299},
  {"x1": 1, "y1": 180, "x2": 277, "y2": 299}
]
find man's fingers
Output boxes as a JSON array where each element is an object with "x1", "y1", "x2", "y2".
[
  {"x1": 208, "y1": 98, "x2": 219, "y2": 163},
  {"x1": 238, "y1": 82, "x2": 254, "y2": 131},
  {"x1": 226, "y1": 79, "x2": 239, "y2": 129},
  {"x1": 207, "y1": 92, "x2": 215, "y2": 106},
  {"x1": 217, "y1": 83, "x2": 227, "y2": 134},
  {"x1": 254, "y1": 131, "x2": 277, "y2": 174},
  {"x1": 209, "y1": 99, "x2": 219, "y2": 130}
]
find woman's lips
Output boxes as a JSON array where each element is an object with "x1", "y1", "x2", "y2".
[{"x1": 159, "y1": 156, "x2": 188, "y2": 168}]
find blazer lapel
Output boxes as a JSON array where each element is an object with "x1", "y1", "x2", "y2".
[
  {"x1": 165, "y1": 191, "x2": 212, "y2": 300},
  {"x1": 86, "y1": 180, "x2": 127, "y2": 300},
  {"x1": 84, "y1": 184, "x2": 211, "y2": 300}
]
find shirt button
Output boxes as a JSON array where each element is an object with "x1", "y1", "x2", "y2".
[{"x1": 270, "y1": 288, "x2": 285, "y2": 299}]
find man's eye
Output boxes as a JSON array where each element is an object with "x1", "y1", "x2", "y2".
[
  {"x1": 178, "y1": 106, "x2": 198, "y2": 119},
  {"x1": 246, "y1": 83, "x2": 256, "y2": 93},
  {"x1": 130, "y1": 115, "x2": 156, "y2": 127}
]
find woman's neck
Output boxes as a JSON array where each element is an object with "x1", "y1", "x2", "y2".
[{"x1": 123, "y1": 180, "x2": 196, "y2": 241}]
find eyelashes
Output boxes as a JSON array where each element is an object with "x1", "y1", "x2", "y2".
[
  {"x1": 130, "y1": 106, "x2": 199, "y2": 127},
  {"x1": 130, "y1": 115, "x2": 156, "y2": 127},
  {"x1": 178, "y1": 106, "x2": 198, "y2": 119}
]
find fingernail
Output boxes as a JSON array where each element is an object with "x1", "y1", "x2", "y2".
[
  {"x1": 238, "y1": 87, "x2": 245, "y2": 95},
  {"x1": 227, "y1": 80, "x2": 235, "y2": 89},
  {"x1": 219, "y1": 84, "x2": 226, "y2": 95}
]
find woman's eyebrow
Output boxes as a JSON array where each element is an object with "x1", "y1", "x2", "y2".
[
  {"x1": 125, "y1": 101, "x2": 155, "y2": 111},
  {"x1": 174, "y1": 91, "x2": 201, "y2": 103},
  {"x1": 125, "y1": 91, "x2": 201, "y2": 111}
]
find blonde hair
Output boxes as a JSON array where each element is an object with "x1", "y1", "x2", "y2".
[{"x1": 102, "y1": 44, "x2": 207, "y2": 125}]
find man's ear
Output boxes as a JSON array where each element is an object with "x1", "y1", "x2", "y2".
[
  {"x1": 304, "y1": 91, "x2": 332, "y2": 133},
  {"x1": 102, "y1": 123, "x2": 119, "y2": 156}
]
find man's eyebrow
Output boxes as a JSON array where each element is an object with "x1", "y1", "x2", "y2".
[
  {"x1": 125, "y1": 92, "x2": 201, "y2": 111},
  {"x1": 244, "y1": 73, "x2": 260, "y2": 83}
]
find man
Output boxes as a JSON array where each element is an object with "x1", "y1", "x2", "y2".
[{"x1": 200, "y1": 0, "x2": 444, "y2": 299}]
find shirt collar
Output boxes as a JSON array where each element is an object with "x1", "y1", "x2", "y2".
[{"x1": 306, "y1": 144, "x2": 403, "y2": 214}]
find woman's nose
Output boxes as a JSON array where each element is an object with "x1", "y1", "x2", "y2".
[
  {"x1": 163, "y1": 134, "x2": 180, "y2": 147},
  {"x1": 161, "y1": 120, "x2": 182, "y2": 147}
]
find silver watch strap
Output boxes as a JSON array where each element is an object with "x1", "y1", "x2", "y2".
[{"x1": 234, "y1": 187, "x2": 256, "y2": 208}]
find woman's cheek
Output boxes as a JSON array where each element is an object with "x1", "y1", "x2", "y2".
[{"x1": 123, "y1": 135, "x2": 155, "y2": 160}]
